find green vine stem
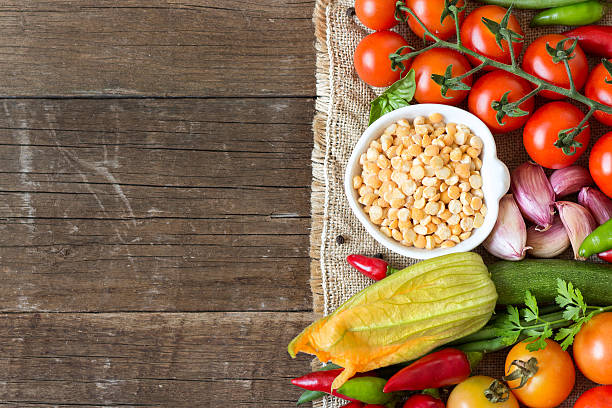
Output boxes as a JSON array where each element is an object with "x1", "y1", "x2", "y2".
[{"x1": 392, "y1": 2, "x2": 612, "y2": 154}]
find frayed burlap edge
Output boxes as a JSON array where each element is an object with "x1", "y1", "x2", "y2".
[
  {"x1": 310, "y1": 0, "x2": 331, "y2": 319},
  {"x1": 310, "y1": 2, "x2": 332, "y2": 405}
]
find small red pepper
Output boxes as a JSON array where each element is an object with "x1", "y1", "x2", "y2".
[
  {"x1": 341, "y1": 403, "x2": 365, "y2": 408},
  {"x1": 383, "y1": 348, "x2": 471, "y2": 392},
  {"x1": 403, "y1": 394, "x2": 445, "y2": 408},
  {"x1": 346, "y1": 254, "x2": 398, "y2": 280},
  {"x1": 563, "y1": 25, "x2": 612, "y2": 58},
  {"x1": 599, "y1": 249, "x2": 612, "y2": 263},
  {"x1": 291, "y1": 369, "x2": 358, "y2": 402}
]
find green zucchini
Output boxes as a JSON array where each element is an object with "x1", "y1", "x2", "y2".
[{"x1": 490, "y1": 259, "x2": 612, "y2": 305}]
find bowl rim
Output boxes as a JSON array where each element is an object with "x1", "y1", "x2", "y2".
[{"x1": 344, "y1": 103, "x2": 510, "y2": 259}]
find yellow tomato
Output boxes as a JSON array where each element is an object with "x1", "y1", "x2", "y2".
[{"x1": 448, "y1": 376, "x2": 519, "y2": 408}]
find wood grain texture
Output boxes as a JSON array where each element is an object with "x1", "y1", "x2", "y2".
[
  {"x1": 0, "y1": 312, "x2": 314, "y2": 407},
  {"x1": 0, "y1": 98, "x2": 314, "y2": 312},
  {"x1": 0, "y1": 1, "x2": 316, "y2": 97},
  {"x1": 0, "y1": 0, "x2": 318, "y2": 406}
]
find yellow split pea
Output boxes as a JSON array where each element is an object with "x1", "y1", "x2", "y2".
[{"x1": 354, "y1": 114, "x2": 487, "y2": 249}]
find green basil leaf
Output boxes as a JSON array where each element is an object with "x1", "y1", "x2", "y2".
[{"x1": 369, "y1": 69, "x2": 416, "y2": 126}]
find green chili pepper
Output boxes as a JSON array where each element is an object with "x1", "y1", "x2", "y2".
[
  {"x1": 530, "y1": 1, "x2": 608, "y2": 26},
  {"x1": 296, "y1": 389, "x2": 325, "y2": 405},
  {"x1": 478, "y1": 0, "x2": 587, "y2": 9},
  {"x1": 336, "y1": 377, "x2": 393, "y2": 404},
  {"x1": 579, "y1": 218, "x2": 612, "y2": 258}
]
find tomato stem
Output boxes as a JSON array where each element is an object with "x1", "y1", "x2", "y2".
[
  {"x1": 389, "y1": 5, "x2": 612, "y2": 156},
  {"x1": 457, "y1": 62, "x2": 487, "y2": 80},
  {"x1": 563, "y1": 59, "x2": 576, "y2": 93},
  {"x1": 452, "y1": 6, "x2": 462, "y2": 47}
]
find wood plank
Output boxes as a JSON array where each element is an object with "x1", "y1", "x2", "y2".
[
  {"x1": 0, "y1": 0, "x2": 315, "y2": 97},
  {"x1": 0, "y1": 98, "x2": 314, "y2": 312},
  {"x1": 0, "y1": 311, "x2": 315, "y2": 407}
]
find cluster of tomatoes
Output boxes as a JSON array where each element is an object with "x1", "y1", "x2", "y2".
[
  {"x1": 447, "y1": 314, "x2": 612, "y2": 408},
  {"x1": 352, "y1": 0, "x2": 612, "y2": 196}
]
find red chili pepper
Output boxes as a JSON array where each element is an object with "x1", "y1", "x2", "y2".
[
  {"x1": 403, "y1": 394, "x2": 445, "y2": 408},
  {"x1": 563, "y1": 25, "x2": 612, "y2": 58},
  {"x1": 383, "y1": 348, "x2": 471, "y2": 392},
  {"x1": 341, "y1": 403, "x2": 365, "y2": 408},
  {"x1": 346, "y1": 254, "x2": 398, "y2": 280},
  {"x1": 291, "y1": 369, "x2": 359, "y2": 402},
  {"x1": 599, "y1": 249, "x2": 612, "y2": 263}
]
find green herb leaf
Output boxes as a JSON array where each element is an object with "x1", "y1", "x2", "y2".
[
  {"x1": 556, "y1": 278, "x2": 587, "y2": 321},
  {"x1": 523, "y1": 291, "x2": 539, "y2": 322},
  {"x1": 369, "y1": 69, "x2": 416, "y2": 125},
  {"x1": 555, "y1": 325, "x2": 580, "y2": 351}
]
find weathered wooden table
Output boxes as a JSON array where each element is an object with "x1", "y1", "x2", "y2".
[{"x1": 0, "y1": 2, "x2": 314, "y2": 406}]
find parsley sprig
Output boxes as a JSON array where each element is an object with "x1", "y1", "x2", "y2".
[{"x1": 493, "y1": 279, "x2": 612, "y2": 352}]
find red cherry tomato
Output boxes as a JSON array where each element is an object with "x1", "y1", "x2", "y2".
[
  {"x1": 355, "y1": 0, "x2": 398, "y2": 30},
  {"x1": 589, "y1": 131, "x2": 612, "y2": 198},
  {"x1": 353, "y1": 31, "x2": 410, "y2": 87},
  {"x1": 460, "y1": 5, "x2": 523, "y2": 69},
  {"x1": 403, "y1": 394, "x2": 445, "y2": 408},
  {"x1": 411, "y1": 48, "x2": 472, "y2": 105},
  {"x1": 574, "y1": 385, "x2": 612, "y2": 408},
  {"x1": 522, "y1": 34, "x2": 588, "y2": 99},
  {"x1": 404, "y1": 0, "x2": 465, "y2": 41},
  {"x1": 523, "y1": 101, "x2": 590, "y2": 169},
  {"x1": 468, "y1": 70, "x2": 534, "y2": 134},
  {"x1": 574, "y1": 313, "x2": 612, "y2": 384},
  {"x1": 585, "y1": 60, "x2": 612, "y2": 126}
]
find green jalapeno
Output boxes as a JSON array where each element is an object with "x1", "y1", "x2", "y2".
[
  {"x1": 296, "y1": 389, "x2": 325, "y2": 405},
  {"x1": 531, "y1": 1, "x2": 608, "y2": 26},
  {"x1": 579, "y1": 218, "x2": 612, "y2": 258},
  {"x1": 336, "y1": 377, "x2": 393, "y2": 404},
  {"x1": 478, "y1": 0, "x2": 587, "y2": 9}
]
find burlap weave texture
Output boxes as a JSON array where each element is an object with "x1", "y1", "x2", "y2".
[{"x1": 310, "y1": 1, "x2": 611, "y2": 407}]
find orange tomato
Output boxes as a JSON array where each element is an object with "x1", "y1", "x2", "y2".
[
  {"x1": 505, "y1": 339, "x2": 575, "y2": 408},
  {"x1": 574, "y1": 313, "x2": 612, "y2": 384}
]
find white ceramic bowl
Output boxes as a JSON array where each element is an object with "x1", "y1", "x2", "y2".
[{"x1": 344, "y1": 104, "x2": 510, "y2": 259}]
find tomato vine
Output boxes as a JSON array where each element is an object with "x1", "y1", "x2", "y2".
[{"x1": 389, "y1": 1, "x2": 612, "y2": 155}]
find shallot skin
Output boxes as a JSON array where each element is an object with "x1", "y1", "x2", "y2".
[
  {"x1": 578, "y1": 187, "x2": 612, "y2": 225},
  {"x1": 550, "y1": 166, "x2": 593, "y2": 198},
  {"x1": 556, "y1": 201, "x2": 597, "y2": 260},
  {"x1": 526, "y1": 216, "x2": 570, "y2": 258},
  {"x1": 484, "y1": 194, "x2": 530, "y2": 261},
  {"x1": 511, "y1": 162, "x2": 555, "y2": 231}
]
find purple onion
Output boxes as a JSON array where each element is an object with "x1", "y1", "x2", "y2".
[
  {"x1": 511, "y1": 162, "x2": 555, "y2": 231},
  {"x1": 578, "y1": 187, "x2": 612, "y2": 225},
  {"x1": 549, "y1": 166, "x2": 593, "y2": 198}
]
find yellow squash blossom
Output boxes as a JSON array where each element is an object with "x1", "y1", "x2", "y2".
[{"x1": 288, "y1": 252, "x2": 497, "y2": 389}]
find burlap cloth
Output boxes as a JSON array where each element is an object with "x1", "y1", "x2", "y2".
[{"x1": 309, "y1": 1, "x2": 611, "y2": 407}]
